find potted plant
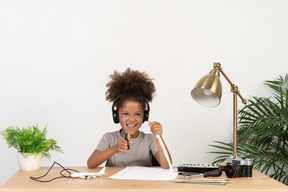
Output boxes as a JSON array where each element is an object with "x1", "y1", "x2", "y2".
[
  {"x1": 0, "y1": 124, "x2": 63, "y2": 171},
  {"x1": 209, "y1": 74, "x2": 288, "y2": 185}
]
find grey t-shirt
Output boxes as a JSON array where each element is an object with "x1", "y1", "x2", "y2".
[{"x1": 96, "y1": 129, "x2": 158, "y2": 167}]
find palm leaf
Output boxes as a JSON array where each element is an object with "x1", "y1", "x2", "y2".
[{"x1": 209, "y1": 74, "x2": 288, "y2": 185}]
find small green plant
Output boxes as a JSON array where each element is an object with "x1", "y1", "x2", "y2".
[{"x1": 0, "y1": 124, "x2": 63, "y2": 159}]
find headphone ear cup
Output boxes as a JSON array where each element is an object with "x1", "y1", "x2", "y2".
[
  {"x1": 113, "y1": 109, "x2": 119, "y2": 124},
  {"x1": 143, "y1": 110, "x2": 149, "y2": 122}
]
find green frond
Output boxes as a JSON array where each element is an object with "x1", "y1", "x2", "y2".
[
  {"x1": 209, "y1": 74, "x2": 288, "y2": 185},
  {"x1": 0, "y1": 124, "x2": 64, "y2": 160}
]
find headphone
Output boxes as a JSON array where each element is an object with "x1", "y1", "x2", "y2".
[{"x1": 111, "y1": 93, "x2": 150, "y2": 124}]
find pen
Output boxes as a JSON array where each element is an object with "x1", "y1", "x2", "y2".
[{"x1": 123, "y1": 117, "x2": 130, "y2": 150}]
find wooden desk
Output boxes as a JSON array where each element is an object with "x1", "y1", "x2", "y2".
[{"x1": 0, "y1": 167, "x2": 287, "y2": 192}]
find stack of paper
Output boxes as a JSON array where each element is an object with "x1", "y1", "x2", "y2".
[{"x1": 109, "y1": 166, "x2": 178, "y2": 181}]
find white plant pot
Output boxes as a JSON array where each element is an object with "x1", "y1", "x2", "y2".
[{"x1": 17, "y1": 152, "x2": 42, "y2": 171}]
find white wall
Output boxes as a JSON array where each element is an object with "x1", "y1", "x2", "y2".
[{"x1": 1, "y1": 0, "x2": 288, "y2": 185}]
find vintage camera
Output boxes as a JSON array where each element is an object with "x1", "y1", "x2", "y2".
[{"x1": 224, "y1": 157, "x2": 253, "y2": 178}]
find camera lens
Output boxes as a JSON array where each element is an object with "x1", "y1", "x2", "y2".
[{"x1": 225, "y1": 163, "x2": 242, "y2": 178}]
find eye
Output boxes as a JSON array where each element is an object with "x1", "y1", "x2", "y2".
[
  {"x1": 136, "y1": 113, "x2": 142, "y2": 116},
  {"x1": 122, "y1": 112, "x2": 129, "y2": 116}
]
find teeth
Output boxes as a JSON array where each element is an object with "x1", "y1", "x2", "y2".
[{"x1": 127, "y1": 124, "x2": 136, "y2": 128}]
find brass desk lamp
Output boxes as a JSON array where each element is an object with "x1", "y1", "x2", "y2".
[{"x1": 191, "y1": 62, "x2": 247, "y2": 158}]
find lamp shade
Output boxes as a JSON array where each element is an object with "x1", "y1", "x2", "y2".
[{"x1": 190, "y1": 67, "x2": 222, "y2": 107}]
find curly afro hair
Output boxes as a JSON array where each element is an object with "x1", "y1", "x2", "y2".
[{"x1": 106, "y1": 68, "x2": 156, "y2": 109}]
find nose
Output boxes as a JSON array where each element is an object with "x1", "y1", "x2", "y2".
[
  {"x1": 127, "y1": 116, "x2": 135, "y2": 121},
  {"x1": 125, "y1": 115, "x2": 138, "y2": 122}
]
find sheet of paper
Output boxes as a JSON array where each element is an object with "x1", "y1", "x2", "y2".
[
  {"x1": 108, "y1": 166, "x2": 178, "y2": 180},
  {"x1": 143, "y1": 122, "x2": 173, "y2": 174}
]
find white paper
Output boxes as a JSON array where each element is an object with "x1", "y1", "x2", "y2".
[
  {"x1": 155, "y1": 134, "x2": 173, "y2": 174},
  {"x1": 143, "y1": 121, "x2": 173, "y2": 174},
  {"x1": 108, "y1": 166, "x2": 178, "y2": 180}
]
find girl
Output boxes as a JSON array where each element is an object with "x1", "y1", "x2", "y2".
[{"x1": 87, "y1": 68, "x2": 172, "y2": 169}]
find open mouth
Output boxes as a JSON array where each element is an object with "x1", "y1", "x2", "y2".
[{"x1": 126, "y1": 124, "x2": 137, "y2": 130}]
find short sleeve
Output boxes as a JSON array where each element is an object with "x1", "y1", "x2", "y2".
[{"x1": 95, "y1": 133, "x2": 111, "y2": 151}]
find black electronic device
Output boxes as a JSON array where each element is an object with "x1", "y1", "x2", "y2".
[
  {"x1": 203, "y1": 169, "x2": 222, "y2": 177},
  {"x1": 112, "y1": 93, "x2": 150, "y2": 124},
  {"x1": 178, "y1": 163, "x2": 219, "y2": 174},
  {"x1": 225, "y1": 158, "x2": 252, "y2": 178}
]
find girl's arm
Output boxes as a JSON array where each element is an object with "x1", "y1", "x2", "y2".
[
  {"x1": 87, "y1": 138, "x2": 131, "y2": 169},
  {"x1": 149, "y1": 122, "x2": 172, "y2": 169}
]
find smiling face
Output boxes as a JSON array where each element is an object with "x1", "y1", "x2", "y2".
[{"x1": 119, "y1": 100, "x2": 144, "y2": 139}]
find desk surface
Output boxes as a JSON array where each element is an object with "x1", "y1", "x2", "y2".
[{"x1": 0, "y1": 167, "x2": 287, "y2": 192}]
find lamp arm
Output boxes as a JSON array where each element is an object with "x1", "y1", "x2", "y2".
[
  {"x1": 214, "y1": 62, "x2": 247, "y2": 158},
  {"x1": 214, "y1": 63, "x2": 247, "y2": 104}
]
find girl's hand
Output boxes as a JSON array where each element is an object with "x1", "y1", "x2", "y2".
[
  {"x1": 148, "y1": 121, "x2": 163, "y2": 136},
  {"x1": 113, "y1": 135, "x2": 132, "y2": 153}
]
